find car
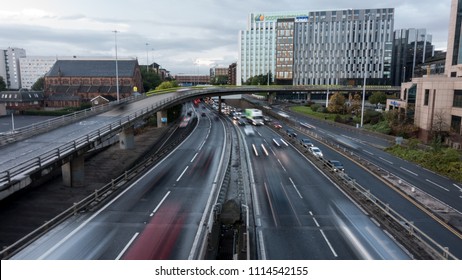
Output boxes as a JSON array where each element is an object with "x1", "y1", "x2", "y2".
[
  {"x1": 244, "y1": 124, "x2": 255, "y2": 136},
  {"x1": 326, "y1": 160, "x2": 344, "y2": 172},
  {"x1": 201, "y1": 112, "x2": 207, "y2": 117},
  {"x1": 300, "y1": 138, "x2": 313, "y2": 148},
  {"x1": 273, "y1": 122, "x2": 282, "y2": 129},
  {"x1": 309, "y1": 146, "x2": 323, "y2": 159},
  {"x1": 286, "y1": 128, "x2": 297, "y2": 137},
  {"x1": 238, "y1": 119, "x2": 246, "y2": 126}
]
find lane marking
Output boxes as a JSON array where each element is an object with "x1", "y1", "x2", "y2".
[
  {"x1": 288, "y1": 177, "x2": 303, "y2": 199},
  {"x1": 264, "y1": 182, "x2": 278, "y2": 227},
  {"x1": 379, "y1": 157, "x2": 394, "y2": 165},
  {"x1": 425, "y1": 179, "x2": 450, "y2": 192},
  {"x1": 190, "y1": 152, "x2": 198, "y2": 163},
  {"x1": 320, "y1": 229, "x2": 338, "y2": 258},
  {"x1": 176, "y1": 166, "x2": 189, "y2": 182},
  {"x1": 400, "y1": 166, "x2": 418, "y2": 176},
  {"x1": 198, "y1": 140, "x2": 206, "y2": 150},
  {"x1": 258, "y1": 230, "x2": 267, "y2": 260},
  {"x1": 115, "y1": 232, "x2": 139, "y2": 260},
  {"x1": 252, "y1": 144, "x2": 259, "y2": 156},
  {"x1": 272, "y1": 138, "x2": 280, "y2": 147},
  {"x1": 261, "y1": 144, "x2": 269, "y2": 156},
  {"x1": 277, "y1": 159, "x2": 287, "y2": 172},
  {"x1": 454, "y1": 184, "x2": 462, "y2": 192},
  {"x1": 363, "y1": 149, "x2": 374, "y2": 155},
  {"x1": 280, "y1": 138, "x2": 288, "y2": 146},
  {"x1": 150, "y1": 191, "x2": 171, "y2": 216}
]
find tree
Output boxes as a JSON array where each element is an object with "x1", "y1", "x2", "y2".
[
  {"x1": 31, "y1": 77, "x2": 45, "y2": 91},
  {"x1": 155, "y1": 80, "x2": 179, "y2": 90},
  {"x1": 141, "y1": 68, "x2": 161, "y2": 92},
  {"x1": 349, "y1": 93, "x2": 362, "y2": 116},
  {"x1": 245, "y1": 72, "x2": 272, "y2": 85},
  {"x1": 0, "y1": 76, "x2": 6, "y2": 91},
  {"x1": 211, "y1": 75, "x2": 228, "y2": 85},
  {"x1": 327, "y1": 93, "x2": 346, "y2": 114},
  {"x1": 368, "y1": 91, "x2": 387, "y2": 106}
]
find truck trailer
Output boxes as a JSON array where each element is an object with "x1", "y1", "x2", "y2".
[{"x1": 245, "y1": 108, "x2": 264, "y2": 126}]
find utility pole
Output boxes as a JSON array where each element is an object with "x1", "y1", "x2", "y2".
[{"x1": 113, "y1": 30, "x2": 119, "y2": 102}]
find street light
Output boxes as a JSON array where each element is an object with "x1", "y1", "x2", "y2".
[
  {"x1": 360, "y1": 73, "x2": 366, "y2": 127},
  {"x1": 267, "y1": 36, "x2": 270, "y2": 86},
  {"x1": 113, "y1": 30, "x2": 120, "y2": 102},
  {"x1": 145, "y1": 43, "x2": 149, "y2": 72}
]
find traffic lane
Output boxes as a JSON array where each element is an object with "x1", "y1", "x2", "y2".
[
  {"x1": 255, "y1": 125, "x2": 411, "y2": 259},
  {"x1": 247, "y1": 125, "x2": 357, "y2": 259},
  {"x1": 288, "y1": 128, "x2": 462, "y2": 259},
  {"x1": 12, "y1": 109, "x2": 226, "y2": 259},
  {"x1": 355, "y1": 145, "x2": 462, "y2": 212}
]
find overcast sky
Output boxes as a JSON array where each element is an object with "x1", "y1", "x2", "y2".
[{"x1": 0, "y1": 0, "x2": 452, "y2": 75}]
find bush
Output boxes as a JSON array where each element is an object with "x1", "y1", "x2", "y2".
[{"x1": 311, "y1": 103, "x2": 321, "y2": 112}]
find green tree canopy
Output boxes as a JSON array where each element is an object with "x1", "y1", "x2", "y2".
[
  {"x1": 211, "y1": 75, "x2": 228, "y2": 85},
  {"x1": 245, "y1": 72, "x2": 272, "y2": 85},
  {"x1": 155, "y1": 80, "x2": 179, "y2": 90},
  {"x1": 141, "y1": 68, "x2": 161, "y2": 92},
  {"x1": 31, "y1": 77, "x2": 45, "y2": 91},
  {"x1": 327, "y1": 93, "x2": 346, "y2": 114},
  {"x1": 0, "y1": 76, "x2": 6, "y2": 91},
  {"x1": 349, "y1": 93, "x2": 362, "y2": 116},
  {"x1": 368, "y1": 91, "x2": 387, "y2": 105}
]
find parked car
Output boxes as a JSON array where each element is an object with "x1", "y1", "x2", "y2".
[
  {"x1": 300, "y1": 138, "x2": 313, "y2": 148},
  {"x1": 326, "y1": 160, "x2": 344, "y2": 172},
  {"x1": 309, "y1": 146, "x2": 323, "y2": 159},
  {"x1": 286, "y1": 128, "x2": 297, "y2": 138}
]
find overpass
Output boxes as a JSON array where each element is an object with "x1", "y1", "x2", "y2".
[{"x1": 0, "y1": 85, "x2": 400, "y2": 200}]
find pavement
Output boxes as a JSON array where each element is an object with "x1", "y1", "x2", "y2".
[{"x1": 0, "y1": 125, "x2": 169, "y2": 250}]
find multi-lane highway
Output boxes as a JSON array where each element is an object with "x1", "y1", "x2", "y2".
[
  {"x1": 11, "y1": 105, "x2": 227, "y2": 259},
  {"x1": 237, "y1": 120, "x2": 410, "y2": 259}
]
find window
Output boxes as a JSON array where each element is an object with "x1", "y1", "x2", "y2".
[
  {"x1": 454, "y1": 90, "x2": 462, "y2": 108},
  {"x1": 424, "y1": 89, "x2": 430, "y2": 106},
  {"x1": 451, "y1": 115, "x2": 461, "y2": 134}
]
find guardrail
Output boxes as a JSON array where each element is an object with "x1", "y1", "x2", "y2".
[
  {"x1": 256, "y1": 103, "x2": 459, "y2": 259},
  {"x1": 0, "y1": 114, "x2": 197, "y2": 259},
  {"x1": 0, "y1": 89, "x2": 211, "y2": 193}
]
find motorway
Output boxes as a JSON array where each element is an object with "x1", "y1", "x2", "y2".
[
  {"x1": 239, "y1": 122, "x2": 410, "y2": 259},
  {"x1": 12, "y1": 105, "x2": 227, "y2": 259}
]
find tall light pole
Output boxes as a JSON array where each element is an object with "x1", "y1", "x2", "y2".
[
  {"x1": 267, "y1": 36, "x2": 270, "y2": 86},
  {"x1": 360, "y1": 73, "x2": 367, "y2": 127},
  {"x1": 145, "y1": 43, "x2": 149, "y2": 72},
  {"x1": 113, "y1": 30, "x2": 120, "y2": 102}
]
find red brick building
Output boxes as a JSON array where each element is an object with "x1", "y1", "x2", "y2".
[{"x1": 44, "y1": 59, "x2": 143, "y2": 108}]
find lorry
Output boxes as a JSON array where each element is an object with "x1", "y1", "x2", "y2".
[{"x1": 245, "y1": 108, "x2": 264, "y2": 126}]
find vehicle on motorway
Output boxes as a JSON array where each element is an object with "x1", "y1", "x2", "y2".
[
  {"x1": 300, "y1": 138, "x2": 313, "y2": 148},
  {"x1": 237, "y1": 119, "x2": 246, "y2": 126},
  {"x1": 243, "y1": 124, "x2": 255, "y2": 136},
  {"x1": 286, "y1": 128, "x2": 297, "y2": 138},
  {"x1": 326, "y1": 160, "x2": 344, "y2": 172},
  {"x1": 273, "y1": 122, "x2": 282, "y2": 129},
  {"x1": 309, "y1": 146, "x2": 323, "y2": 159},
  {"x1": 245, "y1": 108, "x2": 264, "y2": 126},
  {"x1": 201, "y1": 112, "x2": 206, "y2": 117}
]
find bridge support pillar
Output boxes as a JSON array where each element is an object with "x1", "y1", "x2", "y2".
[
  {"x1": 157, "y1": 110, "x2": 168, "y2": 127},
  {"x1": 119, "y1": 126, "x2": 135, "y2": 150},
  {"x1": 62, "y1": 156, "x2": 85, "y2": 187}
]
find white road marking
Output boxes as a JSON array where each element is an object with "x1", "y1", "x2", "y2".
[
  {"x1": 363, "y1": 149, "x2": 374, "y2": 155},
  {"x1": 261, "y1": 144, "x2": 269, "y2": 156},
  {"x1": 150, "y1": 191, "x2": 171, "y2": 216},
  {"x1": 280, "y1": 138, "x2": 289, "y2": 146},
  {"x1": 289, "y1": 177, "x2": 303, "y2": 199},
  {"x1": 454, "y1": 184, "x2": 462, "y2": 192},
  {"x1": 400, "y1": 166, "x2": 418, "y2": 176},
  {"x1": 176, "y1": 166, "x2": 189, "y2": 182},
  {"x1": 320, "y1": 229, "x2": 338, "y2": 258},
  {"x1": 252, "y1": 144, "x2": 259, "y2": 156},
  {"x1": 190, "y1": 152, "x2": 198, "y2": 163},
  {"x1": 272, "y1": 139, "x2": 280, "y2": 147},
  {"x1": 425, "y1": 179, "x2": 450, "y2": 192},
  {"x1": 379, "y1": 157, "x2": 394, "y2": 165},
  {"x1": 277, "y1": 159, "x2": 287, "y2": 172},
  {"x1": 115, "y1": 232, "x2": 139, "y2": 260}
]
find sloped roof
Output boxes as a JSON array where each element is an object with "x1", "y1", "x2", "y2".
[{"x1": 46, "y1": 60, "x2": 138, "y2": 78}]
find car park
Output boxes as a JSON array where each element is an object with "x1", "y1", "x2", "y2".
[
  {"x1": 309, "y1": 146, "x2": 323, "y2": 159},
  {"x1": 300, "y1": 138, "x2": 313, "y2": 148},
  {"x1": 326, "y1": 160, "x2": 344, "y2": 172}
]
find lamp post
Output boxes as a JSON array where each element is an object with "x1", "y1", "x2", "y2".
[
  {"x1": 360, "y1": 73, "x2": 366, "y2": 127},
  {"x1": 267, "y1": 36, "x2": 270, "y2": 86},
  {"x1": 113, "y1": 30, "x2": 120, "y2": 102},
  {"x1": 145, "y1": 43, "x2": 149, "y2": 72}
]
